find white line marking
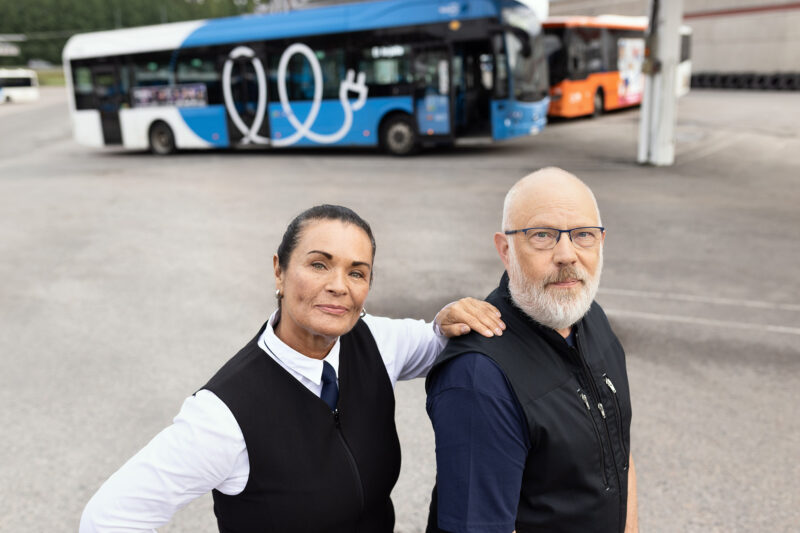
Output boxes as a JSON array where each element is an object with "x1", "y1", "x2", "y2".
[
  {"x1": 599, "y1": 288, "x2": 800, "y2": 312},
  {"x1": 605, "y1": 309, "x2": 800, "y2": 336}
]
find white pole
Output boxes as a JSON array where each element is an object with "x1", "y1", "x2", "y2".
[{"x1": 638, "y1": 0, "x2": 683, "y2": 166}]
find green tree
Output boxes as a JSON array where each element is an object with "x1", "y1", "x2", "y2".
[{"x1": 0, "y1": 0, "x2": 260, "y2": 66}]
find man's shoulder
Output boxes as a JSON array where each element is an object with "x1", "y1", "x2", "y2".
[
  {"x1": 428, "y1": 351, "x2": 515, "y2": 399},
  {"x1": 583, "y1": 301, "x2": 624, "y2": 352}
]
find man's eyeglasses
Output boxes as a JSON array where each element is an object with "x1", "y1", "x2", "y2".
[{"x1": 504, "y1": 226, "x2": 605, "y2": 250}]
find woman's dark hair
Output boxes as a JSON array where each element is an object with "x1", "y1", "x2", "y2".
[{"x1": 276, "y1": 205, "x2": 376, "y2": 271}]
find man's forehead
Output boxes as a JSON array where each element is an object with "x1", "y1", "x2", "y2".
[{"x1": 511, "y1": 185, "x2": 598, "y2": 224}]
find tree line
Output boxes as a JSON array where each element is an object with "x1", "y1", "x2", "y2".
[{"x1": 0, "y1": 0, "x2": 266, "y2": 66}]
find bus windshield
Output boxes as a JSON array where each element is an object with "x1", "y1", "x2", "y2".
[{"x1": 503, "y1": 7, "x2": 549, "y2": 102}]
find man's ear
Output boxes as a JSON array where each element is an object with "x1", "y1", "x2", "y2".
[{"x1": 494, "y1": 232, "x2": 511, "y2": 271}]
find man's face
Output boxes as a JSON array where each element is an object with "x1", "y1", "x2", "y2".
[{"x1": 495, "y1": 181, "x2": 605, "y2": 331}]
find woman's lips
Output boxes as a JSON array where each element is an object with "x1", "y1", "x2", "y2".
[{"x1": 316, "y1": 304, "x2": 349, "y2": 315}]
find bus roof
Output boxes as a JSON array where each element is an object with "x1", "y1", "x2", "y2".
[
  {"x1": 544, "y1": 15, "x2": 648, "y2": 31},
  {"x1": 0, "y1": 68, "x2": 37, "y2": 77},
  {"x1": 64, "y1": 0, "x2": 525, "y2": 61}
]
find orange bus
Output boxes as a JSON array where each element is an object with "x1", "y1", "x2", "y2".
[{"x1": 543, "y1": 16, "x2": 647, "y2": 118}]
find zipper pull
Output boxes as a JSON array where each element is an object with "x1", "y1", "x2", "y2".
[
  {"x1": 579, "y1": 391, "x2": 591, "y2": 411},
  {"x1": 603, "y1": 375, "x2": 617, "y2": 394},
  {"x1": 597, "y1": 403, "x2": 607, "y2": 419}
]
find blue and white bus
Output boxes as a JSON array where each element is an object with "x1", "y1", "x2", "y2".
[{"x1": 63, "y1": 0, "x2": 549, "y2": 155}]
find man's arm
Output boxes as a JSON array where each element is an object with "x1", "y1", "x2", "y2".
[
  {"x1": 427, "y1": 353, "x2": 529, "y2": 533},
  {"x1": 625, "y1": 454, "x2": 638, "y2": 533}
]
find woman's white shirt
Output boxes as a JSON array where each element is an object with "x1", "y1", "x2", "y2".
[{"x1": 79, "y1": 312, "x2": 447, "y2": 533}]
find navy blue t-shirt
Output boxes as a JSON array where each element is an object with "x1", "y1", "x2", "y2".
[{"x1": 426, "y1": 331, "x2": 575, "y2": 532}]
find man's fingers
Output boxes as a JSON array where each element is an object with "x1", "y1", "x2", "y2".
[
  {"x1": 439, "y1": 323, "x2": 472, "y2": 338},
  {"x1": 440, "y1": 298, "x2": 505, "y2": 337},
  {"x1": 459, "y1": 298, "x2": 505, "y2": 336}
]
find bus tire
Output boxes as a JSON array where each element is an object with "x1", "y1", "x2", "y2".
[
  {"x1": 592, "y1": 90, "x2": 604, "y2": 118},
  {"x1": 380, "y1": 114, "x2": 418, "y2": 156},
  {"x1": 149, "y1": 121, "x2": 176, "y2": 155}
]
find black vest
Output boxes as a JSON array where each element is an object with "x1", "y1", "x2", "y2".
[
  {"x1": 426, "y1": 274, "x2": 632, "y2": 533},
  {"x1": 204, "y1": 319, "x2": 401, "y2": 533}
]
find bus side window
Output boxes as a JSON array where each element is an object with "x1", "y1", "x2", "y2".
[
  {"x1": 278, "y1": 46, "x2": 345, "y2": 101},
  {"x1": 176, "y1": 51, "x2": 221, "y2": 105},
  {"x1": 357, "y1": 45, "x2": 412, "y2": 96},
  {"x1": 567, "y1": 29, "x2": 587, "y2": 80},
  {"x1": 569, "y1": 28, "x2": 602, "y2": 76},
  {"x1": 604, "y1": 30, "x2": 621, "y2": 73},
  {"x1": 133, "y1": 55, "x2": 172, "y2": 88},
  {"x1": 316, "y1": 48, "x2": 346, "y2": 100},
  {"x1": 73, "y1": 66, "x2": 94, "y2": 110}
]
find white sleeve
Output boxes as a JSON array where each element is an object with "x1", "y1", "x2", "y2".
[
  {"x1": 79, "y1": 390, "x2": 249, "y2": 533},
  {"x1": 362, "y1": 314, "x2": 448, "y2": 387}
]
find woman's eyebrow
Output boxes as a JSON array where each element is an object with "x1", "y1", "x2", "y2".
[
  {"x1": 307, "y1": 250, "x2": 332, "y2": 259},
  {"x1": 351, "y1": 261, "x2": 371, "y2": 269}
]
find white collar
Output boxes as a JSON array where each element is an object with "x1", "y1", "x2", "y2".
[{"x1": 260, "y1": 310, "x2": 340, "y2": 385}]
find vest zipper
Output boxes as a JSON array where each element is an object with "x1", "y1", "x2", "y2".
[
  {"x1": 577, "y1": 389, "x2": 608, "y2": 489},
  {"x1": 574, "y1": 330, "x2": 621, "y2": 491},
  {"x1": 333, "y1": 409, "x2": 365, "y2": 514},
  {"x1": 603, "y1": 374, "x2": 629, "y2": 470}
]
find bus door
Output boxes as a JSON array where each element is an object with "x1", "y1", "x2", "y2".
[
  {"x1": 451, "y1": 42, "x2": 494, "y2": 136},
  {"x1": 412, "y1": 45, "x2": 452, "y2": 138},
  {"x1": 91, "y1": 64, "x2": 123, "y2": 144}
]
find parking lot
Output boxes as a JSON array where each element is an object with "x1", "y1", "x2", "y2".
[{"x1": 1, "y1": 87, "x2": 798, "y2": 532}]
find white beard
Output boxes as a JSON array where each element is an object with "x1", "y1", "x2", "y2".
[{"x1": 506, "y1": 242, "x2": 603, "y2": 331}]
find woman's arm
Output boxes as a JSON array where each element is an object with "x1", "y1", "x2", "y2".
[
  {"x1": 79, "y1": 390, "x2": 248, "y2": 532},
  {"x1": 363, "y1": 298, "x2": 503, "y2": 385}
]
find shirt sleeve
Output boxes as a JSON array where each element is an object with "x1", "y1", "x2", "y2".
[
  {"x1": 426, "y1": 353, "x2": 530, "y2": 533},
  {"x1": 79, "y1": 389, "x2": 249, "y2": 532},
  {"x1": 362, "y1": 314, "x2": 447, "y2": 386}
]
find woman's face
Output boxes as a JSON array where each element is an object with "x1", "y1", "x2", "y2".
[{"x1": 274, "y1": 219, "x2": 373, "y2": 354}]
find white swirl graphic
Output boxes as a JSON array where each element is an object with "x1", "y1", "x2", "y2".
[{"x1": 221, "y1": 43, "x2": 368, "y2": 147}]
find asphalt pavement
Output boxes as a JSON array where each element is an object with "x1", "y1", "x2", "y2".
[{"x1": 0, "y1": 88, "x2": 798, "y2": 532}]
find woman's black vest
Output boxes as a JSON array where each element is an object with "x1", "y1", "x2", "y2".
[
  {"x1": 426, "y1": 274, "x2": 632, "y2": 533},
  {"x1": 203, "y1": 319, "x2": 401, "y2": 533}
]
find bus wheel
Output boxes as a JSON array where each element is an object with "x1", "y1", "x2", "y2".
[
  {"x1": 149, "y1": 121, "x2": 176, "y2": 155},
  {"x1": 592, "y1": 90, "x2": 604, "y2": 118},
  {"x1": 380, "y1": 114, "x2": 417, "y2": 156}
]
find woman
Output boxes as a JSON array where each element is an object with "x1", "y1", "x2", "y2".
[{"x1": 80, "y1": 204, "x2": 503, "y2": 533}]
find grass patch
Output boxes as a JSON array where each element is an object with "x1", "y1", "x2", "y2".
[{"x1": 36, "y1": 68, "x2": 66, "y2": 86}]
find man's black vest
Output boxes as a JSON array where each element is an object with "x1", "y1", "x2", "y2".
[
  {"x1": 426, "y1": 274, "x2": 632, "y2": 533},
  {"x1": 204, "y1": 319, "x2": 401, "y2": 533}
]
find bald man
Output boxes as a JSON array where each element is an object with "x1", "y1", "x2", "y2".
[{"x1": 426, "y1": 168, "x2": 637, "y2": 533}]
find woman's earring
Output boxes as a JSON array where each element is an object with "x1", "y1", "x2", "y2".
[
  {"x1": 275, "y1": 289, "x2": 282, "y2": 300},
  {"x1": 360, "y1": 308, "x2": 366, "y2": 318}
]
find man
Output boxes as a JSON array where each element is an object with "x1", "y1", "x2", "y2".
[{"x1": 426, "y1": 168, "x2": 637, "y2": 533}]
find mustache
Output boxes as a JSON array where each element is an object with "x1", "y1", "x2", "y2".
[{"x1": 543, "y1": 265, "x2": 585, "y2": 285}]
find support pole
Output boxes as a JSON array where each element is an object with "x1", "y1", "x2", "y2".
[{"x1": 638, "y1": 0, "x2": 684, "y2": 166}]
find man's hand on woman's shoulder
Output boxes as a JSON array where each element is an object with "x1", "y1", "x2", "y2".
[{"x1": 435, "y1": 297, "x2": 505, "y2": 338}]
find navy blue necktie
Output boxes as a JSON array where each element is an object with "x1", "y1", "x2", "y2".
[{"x1": 320, "y1": 361, "x2": 339, "y2": 412}]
